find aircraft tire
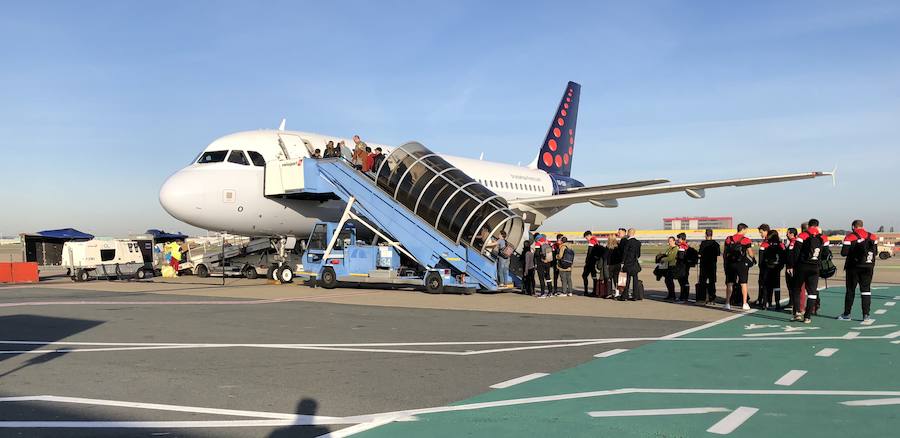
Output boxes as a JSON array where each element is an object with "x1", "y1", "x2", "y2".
[{"x1": 277, "y1": 265, "x2": 294, "y2": 284}]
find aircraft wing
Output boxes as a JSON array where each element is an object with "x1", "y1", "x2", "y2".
[
  {"x1": 564, "y1": 179, "x2": 669, "y2": 192},
  {"x1": 511, "y1": 171, "x2": 833, "y2": 210}
]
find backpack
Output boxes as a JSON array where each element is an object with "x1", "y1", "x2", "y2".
[
  {"x1": 764, "y1": 245, "x2": 783, "y2": 269},
  {"x1": 799, "y1": 234, "x2": 825, "y2": 265},
  {"x1": 724, "y1": 236, "x2": 747, "y2": 264},
  {"x1": 559, "y1": 247, "x2": 575, "y2": 269},
  {"x1": 540, "y1": 243, "x2": 553, "y2": 263},
  {"x1": 685, "y1": 246, "x2": 699, "y2": 267},
  {"x1": 819, "y1": 246, "x2": 836, "y2": 279},
  {"x1": 500, "y1": 241, "x2": 514, "y2": 259},
  {"x1": 852, "y1": 232, "x2": 877, "y2": 267}
]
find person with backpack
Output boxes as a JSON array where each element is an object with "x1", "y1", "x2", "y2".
[
  {"x1": 698, "y1": 228, "x2": 721, "y2": 305},
  {"x1": 582, "y1": 231, "x2": 600, "y2": 296},
  {"x1": 556, "y1": 236, "x2": 575, "y2": 296},
  {"x1": 755, "y1": 224, "x2": 772, "y2": 308},
  {"x1": 521, "y1": 240, "x2": 535, "y2": 296},
  {"x1": 760, "y1": 229, "x2": 786, "y2": 310},
  {"x1": 723, "y1": 223, "x2": 755, "y2": 311},
  {"x1": 790, "y1": 218, "x2": 831, "y2": 323},
  {"x1": 534, "y1": 234, "x2": 554, "y2": 298},
  {"x1": 658, "y1": 237, "x2": 678, "y2": 301},
  {"x1": 492, "y1": 230, "x2": 512, "y2": 288},
  {"x1": 674, "y1": 232, "x2": 695, "y2": 303},
  {"x1": 838, "y1": 219, "x2": 878, "y2": 321},
  {"x1": 620, "y1": 228, "x2": 643, "y2": 301}
]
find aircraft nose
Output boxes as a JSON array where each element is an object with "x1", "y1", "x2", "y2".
[{"x1": 159, "y1": 170, "x2": 198, "y2": 221}]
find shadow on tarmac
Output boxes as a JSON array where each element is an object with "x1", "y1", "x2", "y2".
[
  {"x1": 0, "y1": 314, "x2": 103, "y2": 374},
  {"x1": 267, "y1": 398, "x2": 332, "y2": 438}
]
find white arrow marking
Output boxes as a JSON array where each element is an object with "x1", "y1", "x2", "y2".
[
  {"x1": 885, "y1": 330, "x2": 900, "y2": 339},
  {"x1": 744, "y1": 324, "x2": 780, "y2": 330},
  {"x1": 886, "y1": 302, "x2": 896, "y2": 307},
  {"x1": 587, "y1": 407, "x2": 729, "y2": 417},
  {"x1": 706, "y1": 406, "x2": 759, "y2": 435},
  {"x1": 875, "y1": 309, "x2": 888, "y2": 315},
  {"x1": 784, "y1": 326, "x2": 820, "y2": 332},
  {"x1": 743, "y1": 332, "x2": 806, "y2": 337}
]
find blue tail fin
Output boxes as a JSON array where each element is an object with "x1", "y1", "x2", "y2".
[{"x1": 536, "y1": 81, "x2": 580, "y2": 177}]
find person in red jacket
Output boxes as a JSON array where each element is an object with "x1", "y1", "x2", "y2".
[
  {"x1": 838, "y1": 219, "x2": 878, "y2": 321},
  {"x1": 790, "y1": 218, "x2": 830, "y2": 323}
]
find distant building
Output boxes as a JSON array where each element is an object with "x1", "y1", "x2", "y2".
[{"x1": 663, "y1": 216, "x2": 733, "y2": 230}]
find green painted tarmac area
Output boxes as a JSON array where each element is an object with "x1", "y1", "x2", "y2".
[{"x1": 356, "y1": 286, "x2": 900, "y2": 437}]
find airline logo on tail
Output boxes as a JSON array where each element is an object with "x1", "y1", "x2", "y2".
[{"x1": 538, "y1": 81, "x2": 580, "y2": 178}]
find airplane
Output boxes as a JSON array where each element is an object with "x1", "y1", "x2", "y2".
[{"x1": 159, "y1": 81, "x2": 831, "y2": 259}]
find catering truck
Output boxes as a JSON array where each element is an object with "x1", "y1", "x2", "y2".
[{"x1": 62, "y1": 239, "x2": 152, "y2": 281}]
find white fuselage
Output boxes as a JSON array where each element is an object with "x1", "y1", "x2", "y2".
[{"x1": 159, "y1": 130, "x2": 554, "y2": 237}]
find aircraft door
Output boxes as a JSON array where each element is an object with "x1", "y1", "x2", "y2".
[{"x1": 277, "y1": 134, "x2": 310, "y2": 160}]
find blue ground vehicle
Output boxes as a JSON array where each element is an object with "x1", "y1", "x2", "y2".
[{"x1": 298, "y1": 220, "x2": 477, "y2": 294}]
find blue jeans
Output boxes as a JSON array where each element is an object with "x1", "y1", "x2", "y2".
[{"x1": 497, "y1": 256, "x2": 510, "y2": 285}]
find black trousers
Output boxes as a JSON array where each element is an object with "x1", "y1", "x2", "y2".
[
  {"x1": 536, "y1": 263, "x2": 551, "y2": 295},
  {"x1": 794, "y1": 265, "x2": 820, "y2": 319},
  {"x1": 698, "y1": 265, "x2": 717, "y2": 302},
  {"x1": 523, "y1": 268, "x2": 535, "y2": 295},
  {"x1": 762, "y1": 267, "x2": 783, "y2": 307},
  {"x1": 678, "y1": 267, "x2": 690, "y2": 301},
  {"x1": 582, "y1": 260, "x2": 597, "y2": 295},
  {"x1": 623, "y1": 271, "x2": 640, "y2": 299},
  {"x1": 844, "y1": 267, "x2": 874, "y2": 316},
  {"x1": 757, "y1": 267, "x2": 768, "y2": 305},
  {"x1": 785, "y1": 269, "x2": 796, "y2": 309},
  {"x1": 664, "y1": 269, "x2": 676, "y2": 300}
]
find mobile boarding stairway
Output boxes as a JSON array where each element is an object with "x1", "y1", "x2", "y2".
[{"x1": 264, "y1": 142, "x2": 525, "y2": 292}]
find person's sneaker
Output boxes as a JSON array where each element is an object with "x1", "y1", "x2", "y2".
[
  {"x1": 537, "y1": 294, "x2": 547, "y2": 299},
  {"x1": 567, "y1": 293, "x2": 573, "y2": 297},
  {"x1": 792, "y1": 314, "x2": 804, "y2": 322},
  {"x1": 742, "y1": 303, "x2": 751, "y2": 311},
  {"x1": 724, "y1": 304, "x2": 732, "y2": 310},
  {"x1": 674, "y1": 299, "x2": 683, "y2": 304},
  {"x1": 804, "y1": 318, "x2": 812, "y2": 324},
  {"x1": 836, "y1": 314, "x2": 851, "y2": 321},
  {"x1": 863, "y1": 314, "x2": 872, "y2": 322}
]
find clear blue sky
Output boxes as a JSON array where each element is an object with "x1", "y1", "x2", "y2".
[{"x1": 1, "y1": 0, "x2": 898, "y2": 237}]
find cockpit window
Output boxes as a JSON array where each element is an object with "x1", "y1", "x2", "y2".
[
  {"x1": 247, "y1": 151, "x2": 266, "y2": 167},
  {"x1": 197, "y1": 150, "x2": 228, "y2": 164},
  {"x1": 227, "y1": 150, "x2": 250, "y2": 166}
]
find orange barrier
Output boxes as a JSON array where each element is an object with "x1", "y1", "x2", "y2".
[{"x1": 0, "y1": 262, "x2": 39, "y2": 284}]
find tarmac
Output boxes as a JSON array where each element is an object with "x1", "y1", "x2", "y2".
[{"x1": 0, "y1": 255, "x2": 898, "y2": 437}]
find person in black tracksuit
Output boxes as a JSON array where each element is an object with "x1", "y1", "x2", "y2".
[
  {"x1": 674, "y1": 233, "x2": 691, "y2": 302},
  {"x1": 607, "y1": 229, "x2": 626, "y2": 299},
  {"x1": 784, "y1": 227, "x2": 799, "y2": 314},
  {"x1": 582, "y1": 231, "x2": 600, "y2": 296},
  {"x1": 760, "y1": 229, "x2": 786, "y2": 310},
  {"x1": 755, "y1": 224, "x2": 771, "y2": 308},
  {"x1": 698, "y1": 228, "x2": 720, "y2": 305},
  {"x1": 620, "y1": 228, "x2": 642, "y2": 301},
  {"x1": 839, "y1": 220, "x2": 878, "y2": 321},
  {"x1": 790, "y1": 218, "x2": 830, "y2": 323}
]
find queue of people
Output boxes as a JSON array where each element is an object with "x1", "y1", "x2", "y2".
[
  {"x1": 313, "y1": 135, "x2": 384, "y2": 174},
  {"x1": 516, "y1": 219, "x2": 879, "y2": 324}
]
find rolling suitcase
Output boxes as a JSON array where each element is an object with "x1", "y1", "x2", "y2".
[
  {"x1": 695, "y1": 282, "x2": 706, "y2": 303},
  {"x1": 595, "y1": 279, "x2": 609, "y2": 298}
]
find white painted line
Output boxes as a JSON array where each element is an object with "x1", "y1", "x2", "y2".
[
  {"x1": 843, "y1": 332, "x2": 861, "y2": 339},
  {"x1": 774, "y1": 370, "x2": 808, "y2": 386},
  {"x1": 0, "y1": 420, "x2": 309, "y2": 428},
  {"x1": 885, "y1": 330, "x2": 900, "y2": 339},
  {"x1": 743, "y1": 332, "x2": 807, "y2": 337},
  {"x1": 587, "y1": 407, "x2": 729, "y2": 417},
  {"x1": 842, "y1": 398, "x2": 900, "y2": 407},
  {"x1": 815, "y1": 348, "x2": 838, "y2": 357},
  {"x1": 706, "y1": 406, "x2": 758, "y2": 435},
  {"x1": 314, "y1": 418, "x2": 397, "y2": 437},
  {"x1": 875, "y1": 309, "x2": 888, "y2": 315},
  {"x1": 894, "y1": 294, "x2": 900, "y2": 298},
  {"x1": 662, "y1": 310, "x2": 756, "y2": 339},
  {"x1": 0, "y1": 395, "x2": 336, "y2": 421},
  {"x1": 850, "y1": 324, "x2": 896, "y2": 330},
  {"x1": 892, "y1": 340, "x2": 900, "y2": 344},
  {"x1": 594, "y1": 348, "x2": 629, "y2": 358},
  {"x1": 861, "y1": 319, "x2": 876, "y2": 326},
  {"x1": 886, "y1": 302, "x2": 896, "y2": 307},
  {"x1": 489, "y1": 373, "x2": 549, "y2": 389}
]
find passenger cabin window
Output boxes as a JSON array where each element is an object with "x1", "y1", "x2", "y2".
[
  {"x1": 197, "y1": 150, "x2": 228, "y2": 164},
  {"x1": 247, "y1": 151, "x2": 266, "y2": 167},
  {"x1": 100, "y1": 249, "x2": 116, "y2": 261},
  {"x1": 228, "y1": 150, "x2": 250, "y2": 166}
]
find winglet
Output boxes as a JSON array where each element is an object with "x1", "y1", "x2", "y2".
[
  {"x1": 278, "y1": 118, "x2": 286, "y2": 131},
  {"x1": 830, "y1": 165, "x2": 837, "y2": 187}
]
